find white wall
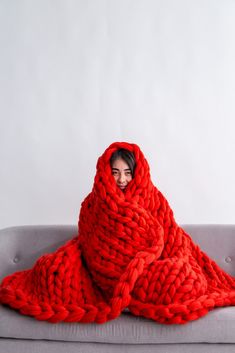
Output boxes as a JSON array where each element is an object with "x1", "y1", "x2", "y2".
[{"x1": 0, "y1": 0, "x2": 235, "y2": 229}]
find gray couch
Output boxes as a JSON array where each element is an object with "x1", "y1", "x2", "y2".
[{"x1": 0, "y1": 224, "x2": 235, "y2": 353}]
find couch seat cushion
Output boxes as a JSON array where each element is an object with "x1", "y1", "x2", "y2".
[{"x1": 1, "y1": 305, "x2": 235, "y2": 344}]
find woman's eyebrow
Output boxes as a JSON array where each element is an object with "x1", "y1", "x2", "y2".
[{"x1": 112, "y1": 167, "x2": 131, "y2": 171}]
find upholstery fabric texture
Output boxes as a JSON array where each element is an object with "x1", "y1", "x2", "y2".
[{"x1": 0, "y1": 141, "x2": 235, "y2": 324}]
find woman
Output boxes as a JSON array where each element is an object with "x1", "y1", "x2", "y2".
[
  {"x1": 110, "y1": 148, "x2": 136, "y2": 191},
  {"x1": 0, "y1": 141, "x2": 235, "y2": 324}
]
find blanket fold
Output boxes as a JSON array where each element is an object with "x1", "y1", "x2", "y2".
[{"x1": 0, "y1": 141, "x2": 235, "y2": 324}]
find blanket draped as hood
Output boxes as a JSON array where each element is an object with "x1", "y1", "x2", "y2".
[{"x1": 1, "y1": 141, "x2": 235, "y2": 324}]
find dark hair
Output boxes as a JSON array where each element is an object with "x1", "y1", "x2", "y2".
[{"x1": 110, "y1": 148, "x2": 136, "y2": 177}]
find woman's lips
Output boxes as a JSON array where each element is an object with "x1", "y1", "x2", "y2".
[{"x1": 118, "y1": 185, "x2": 126, "y2": 189}]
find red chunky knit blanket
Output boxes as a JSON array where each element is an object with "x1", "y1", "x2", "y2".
[{"x1": 1, "y1": 141, "x2": 235, "y2": 324}]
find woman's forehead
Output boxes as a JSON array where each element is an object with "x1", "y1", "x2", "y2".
[{"x1": 111, "y1": 158, "x2": 131, "y2": 170}]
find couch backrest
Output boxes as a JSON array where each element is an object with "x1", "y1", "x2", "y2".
[{"x1": 0, "y1": 224, "x2": 234, "y2": 281}]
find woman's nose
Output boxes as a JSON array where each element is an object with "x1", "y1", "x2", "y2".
[{"x1": 118, "y1": 173, "x2": 125, "y2": 183}]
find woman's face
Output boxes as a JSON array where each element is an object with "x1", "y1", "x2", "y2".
[{"x1": 111, "y1": 158, "x2": 132, "y2": 191}]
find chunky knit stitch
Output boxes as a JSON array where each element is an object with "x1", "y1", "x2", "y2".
[{"x1": 0, "y1": 141, "x2": 235, "y2": 324}]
